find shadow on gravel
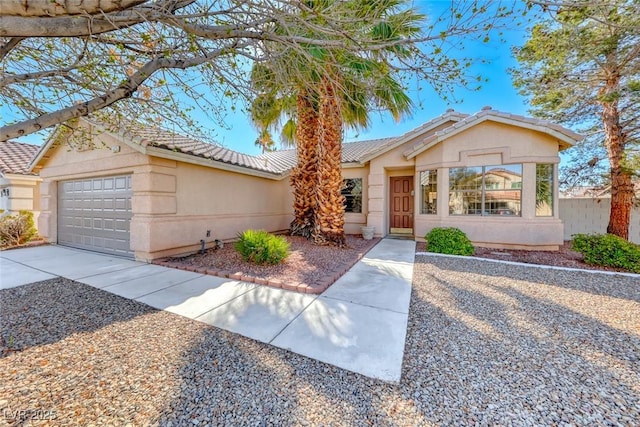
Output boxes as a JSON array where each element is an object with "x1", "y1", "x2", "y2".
[
  {"x1": 3, "y1": 269, "x2": 639, "y2": 426},
  {"x1": 405, "y1": 257, "x2": 640, "y2": 424},
  {"x1": 416, "y1": 254, "x2": 640, "y2": 303},
  {"x1": 0, "y1": 279, "x2": 155, "y2": 356}
]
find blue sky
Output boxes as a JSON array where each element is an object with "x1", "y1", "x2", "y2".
[{"x1": 3, "y1": 1, "x2": 532, "y2": 156}]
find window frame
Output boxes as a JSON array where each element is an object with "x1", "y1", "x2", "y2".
[
  {"x1": 342, "y1": 178, "x2": 363, "y2": 213},
  {"x1": 448, "y1": 164, "x2": 523, "y2": 217},
  {"x1": 535, "y1": 163, "x2": 554, "y2": 217},
  {"x1": 419, "y1": 169, "x2": 438, "y2": 215}
]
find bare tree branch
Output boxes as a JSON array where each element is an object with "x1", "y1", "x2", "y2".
[
  {"x1": 0, "y1": 37, "x2": 24, "y2": 61},
  {"x1": 0, "y1": 1, "x2": 518, "y2": 141},
  {"x1": 1, "y1": 0, "x2": 150, "y2": 17},
  {"x1": 0, "y1": 0, "x2": 194, "y2": 37},
  {"x1": 1, "y1": 40, "x2": 246, "y2": 140}
]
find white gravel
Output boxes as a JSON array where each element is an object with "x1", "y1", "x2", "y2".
[{"x1": 1, "y1": 254, "x2": 638, "y2": 426}]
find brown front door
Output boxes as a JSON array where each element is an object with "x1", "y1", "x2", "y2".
[{"x1": 390, "y1": 176, "x2": 414, "y2": 234}]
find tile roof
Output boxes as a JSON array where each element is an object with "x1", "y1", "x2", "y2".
[
  {"x1": 116, "y1": 121, "x2": 396, "y2": 175},
  {"x1": 121, "y1": 126, "x2": 286, "y2": 174},
  {"x1": 0, "y1": 141, "x2": 39, "y2": 175},
  {"x1": 62, "y1": 109, "x2": 582, "y2": 178},
  {"x1": 257, "y1": 137, "x2": 398, "y2": 170}
]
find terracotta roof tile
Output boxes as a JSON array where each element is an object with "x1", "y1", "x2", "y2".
[
  {"x1": 118, "y1": 122, "x2": 397, "y2": 175},
  {"x1": 0, "y1": 141, "x2": 39, "y2": 175},
  {"x1": 80, "y1": 108, "x2": 581, "y2": 177}
]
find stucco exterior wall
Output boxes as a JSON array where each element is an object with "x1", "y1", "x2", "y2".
[
  {"x1": 389, "y1": 121, "x2": 565, "y2": 249},
  {"x1": 132, "y1": 160, "x2": 293, "y2": 260},
  {"x1": 0, "y1": 175, "x2": 42, "y2": 227},
  {"x1": 35, "y1": 124, "x2": 293, "y2": 261},
  {"x1": 560, "y1": 198, "x2": 640, "y2": 244}
]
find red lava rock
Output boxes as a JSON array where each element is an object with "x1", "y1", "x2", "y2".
[{"x1": 162, "y1": 235, "x2": 381, "y2": 293}]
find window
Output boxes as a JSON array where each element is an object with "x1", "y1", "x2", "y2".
[
  {"x1": 420, "y1": 170, "x2": 438, "y2": 214},
  {"x1": 342, "y1": 178, "x2": 362, "y2": 213},
  {"x1": 536, "y1": 164, "x2": 554, "y2": 216},
  {"x1": 449, "y1": 164, "x2": 522, "y2": 216}
]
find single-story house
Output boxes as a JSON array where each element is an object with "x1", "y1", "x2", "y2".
[
  {"x1": 0, "y1": 141, "x2": 42, "y2": 223},
  {"x1": 29, "y1": 107, "x2": 582, "y2": 261}
]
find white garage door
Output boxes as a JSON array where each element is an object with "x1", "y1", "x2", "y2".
[{"x1": 58, "y1": 175, "x2": 133, "y2": 257}]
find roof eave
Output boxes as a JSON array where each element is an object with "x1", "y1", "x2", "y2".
[
  {"x1": 342, "y1": 161, "x2": 367, "y2": 169},
  {"x1": 357, "y1": 112, "x2": 467, "y2": 164},
  {"x1": 1, "y1": 172, "x2": 42, "y2": 182},
  {"x1": 28, "y1": 125, "x2": 66, "y2": 172},
  {"x1": 403, "y1": 115, "x2": 582, "y2": 159}
]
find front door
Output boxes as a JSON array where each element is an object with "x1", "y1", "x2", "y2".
[{"x1": 390, "y1": 176, "x2": 414, "y2": 234}]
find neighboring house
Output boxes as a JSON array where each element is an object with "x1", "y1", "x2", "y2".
[
  {"x1": 30, "y1": 107, "x2": 582, "y2": 261},
  {"x1": 0, "y1": 141, "x2": 42, "y2": 224}
]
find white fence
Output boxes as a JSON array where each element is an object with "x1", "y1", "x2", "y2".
[{"x1": 559, "y1": 198, "x2": 640, "y2": 244}]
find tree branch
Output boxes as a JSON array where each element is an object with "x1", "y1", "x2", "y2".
[
  {"x1": 2, "y1": 0, "x2": 150, "y2": 17},
  {"x1": 0, "y1": 41, "x2": 246, "y2": 141},
  {"x1": 0, "y1": 0, "x2": 193, "y2": 37},
  {"x1": 0, "y1": 37, "x2": 24, "y2": 61}
]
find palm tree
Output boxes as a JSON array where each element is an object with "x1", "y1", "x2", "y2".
[
  {"x1": 313, "y1": 75, "x2": 345, "y2": 245},
  {"x1": 250, "y1": 66, "x2": 320, "y2": 238},
  {"x1": 290, "y1": 88, "x2": 320, "y2": 238},
  {"x1": 249, "y1": 0, "x2": 418, "y2": 244}
]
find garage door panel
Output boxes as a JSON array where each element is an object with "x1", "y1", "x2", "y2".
[{"x1": 58, "y1": 175, "x2": 133, "y2": 257}]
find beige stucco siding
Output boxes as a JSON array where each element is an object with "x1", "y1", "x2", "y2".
[
  {"x1": 0, "y1": 175, "x2": 42, "y2": 228},
  {"x1": 35, "y1": 125, "x2": 293, "y2": 261},
  {"x1": 412, "y1": 121, "x2": 564, "y2": 249},
  {"x1": 134, "y1": 161, "x2": 293, "y2": 259},
  {"x1": 416, "y1": 122, "x2": 561, "y2": 169}
]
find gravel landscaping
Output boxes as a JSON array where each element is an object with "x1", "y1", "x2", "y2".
[
  {"x1": 157, "y1": 235, "x2": 380, "y2": 293},
  {"x1": 417, "y1": 241, "x2": 636, "y2": 274},
  {"x1": 1, "y1": 255, "x2": 638, "y2": 426}
]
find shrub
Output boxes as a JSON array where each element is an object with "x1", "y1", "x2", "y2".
[
  {"x1": 235, "y1": 229, "x2": 290, "y2": 265},
  {"x1": 425, "y1": 227, "x2": 474, "y2": 256},
  {"x1": 0, "y1": 210, "x2": 38, "y2": 248},
  {"x1": 572, "y1": 233, "x2": 640, "y2": 273}
]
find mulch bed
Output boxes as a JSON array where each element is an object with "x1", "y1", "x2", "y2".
[{"x1": 154, "y1": 235, "x2": 381, "y2": 294}]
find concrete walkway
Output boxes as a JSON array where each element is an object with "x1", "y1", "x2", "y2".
[{"x1": 0, "y1": 239, "x2": 414, "y2": 382}]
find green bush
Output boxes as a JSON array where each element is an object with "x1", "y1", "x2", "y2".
[
  {"x1": 0, "y1": 210, "x2": 38, "y2": 248},
  {"x1": 425, "y1": 227, "x2": 474, "y2": 256},
  {"x1": 235, "y1": 229, "x2": 290, "y2": 265},
  {"x1": 572, "y1": 233, "x2": 640, "y2": 273}
]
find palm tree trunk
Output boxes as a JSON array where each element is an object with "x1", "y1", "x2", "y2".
[
  {"x1": 313, "y1": 77, "x2": 346, "y2": 246},
  {"x1": 289, "y1": 89, "x2": 319, "y2": 238}
]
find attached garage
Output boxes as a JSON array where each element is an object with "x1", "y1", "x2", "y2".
[{"x1": 57, "y1": 175, "x2": 133, "y2": 257}]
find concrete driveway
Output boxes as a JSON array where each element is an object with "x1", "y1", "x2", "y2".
[{"x1": 0, "y1": 240, "x2": 414, "y2": 382}]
